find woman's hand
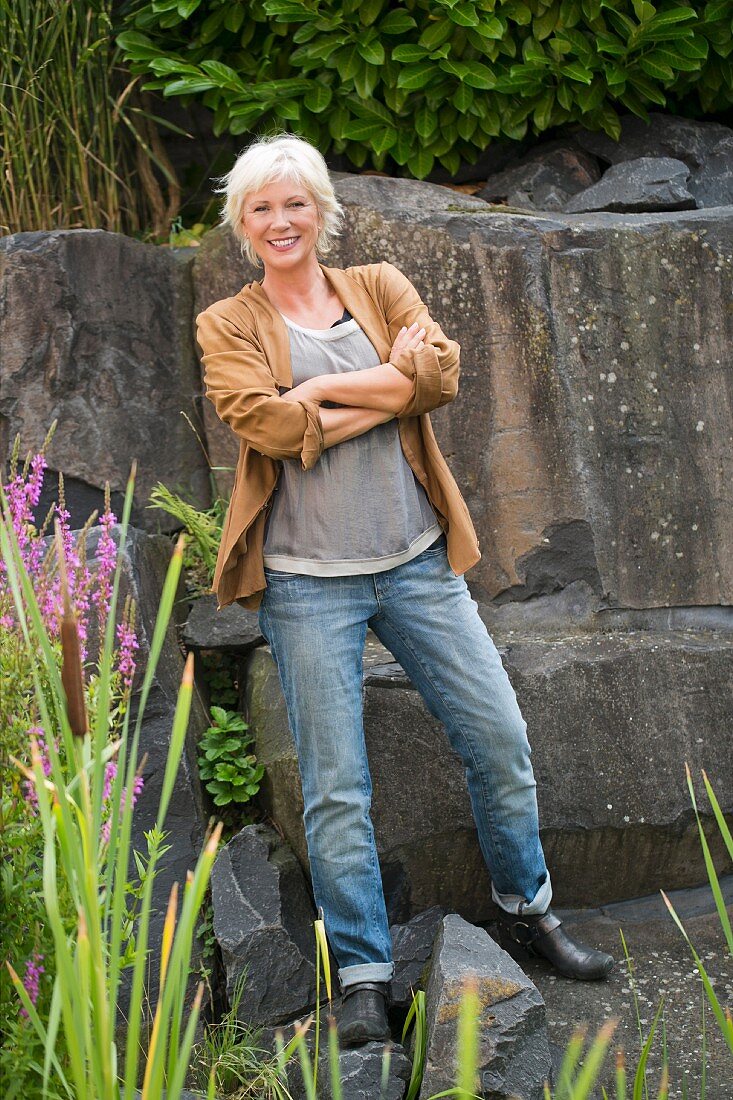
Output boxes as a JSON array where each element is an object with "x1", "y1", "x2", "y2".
[
  {"x1": 281, "y1": 378, "x2": 322, "y2": 403},
  {"x1": 389, "y1": 322, "x2": 426, "y2": 365}
]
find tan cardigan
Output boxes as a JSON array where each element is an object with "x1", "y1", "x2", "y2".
[{"x1": 195, "y1": 260, "x2": 481, "y2": 611}]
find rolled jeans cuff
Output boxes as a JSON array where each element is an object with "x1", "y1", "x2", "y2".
[
  {"x1": 338, "y1": 961, "x2": 395, "y2": 992},
  {"x1": 492, "y1": 871, "x2": 553, "y2": 917}
]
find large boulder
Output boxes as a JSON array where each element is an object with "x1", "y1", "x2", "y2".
[
  {"x1": 245, "y1": 619, "x2": 733, "y2": 915},
  {"x1": 192, "y1": 172, "x2": 733, "y2": 612},
  {"x1": 210, "y1": 823, "x2": 318, "y2": 1027},
  {"x1": 419, "y1": 914, "x2": 551, "y2": 1100},
  {"x1": 0, "y1": 230, "x2": 210, "y2": 532}
]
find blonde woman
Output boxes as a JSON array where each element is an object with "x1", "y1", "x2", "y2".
[{"x1": 196, "y1": 133, "x2": 613, "y2": 1046}]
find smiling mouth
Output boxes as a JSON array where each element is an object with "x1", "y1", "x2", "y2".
[{"x1": 268, "y1": 236, "x2": 300, "y2": 250}]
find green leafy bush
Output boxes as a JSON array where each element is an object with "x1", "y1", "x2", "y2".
[
  {"x1": 116, "y1": 0, "x2": 732, "y2": 180},
  {"x1": 197, "y1": 705, "x2": 265, "y2": 808}
]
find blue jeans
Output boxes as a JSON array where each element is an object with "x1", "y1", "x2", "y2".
[{"x1": 258, "y1": 533, "x2": 552, "y2": 992}]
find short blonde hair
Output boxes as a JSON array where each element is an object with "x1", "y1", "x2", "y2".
[{"x1": 213, "y1": 131, "x2": 345, "y2": 268}]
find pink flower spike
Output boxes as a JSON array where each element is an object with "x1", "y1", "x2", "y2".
[{"x1": 19, "y1": 951, "x2": 45, "y2": 1018}]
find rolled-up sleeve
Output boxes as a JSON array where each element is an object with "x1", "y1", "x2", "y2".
[
  {"x1": 377, "y1": 261, "x2": 461, "y2": 418},
  {"x1": 195, "y1": 307, "x2": 324, "y2": 471}
]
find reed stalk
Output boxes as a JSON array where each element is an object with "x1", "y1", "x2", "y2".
[{"x1": 0, "y1": 0, "x2": 180, "y2": 236}]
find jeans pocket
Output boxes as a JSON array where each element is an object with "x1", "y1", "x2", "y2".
[{"x1": 419, "y1": 532, "x2": 448, "y2": 557}]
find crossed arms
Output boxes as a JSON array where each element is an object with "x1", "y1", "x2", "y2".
[{"x1": 196, "y1": 262, "x2": 460, "y2": 470}]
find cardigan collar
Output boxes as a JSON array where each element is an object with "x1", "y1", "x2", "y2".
[{"x1": 235, "y1": 263, "x2": 391, "y2": 388}]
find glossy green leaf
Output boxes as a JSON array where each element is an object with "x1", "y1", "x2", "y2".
[
  {"x1": 355, "y1": 0, "x2": 382, "y2": 25},
  {"x1": 304, "y1": 82, "x2": 333, "y2": 112},
  {"x1": 415, "y1": 103, "x2": 437, "y2": 139},
  {"x1": 463, "y1": 61, "x2": 497, "y2": 89},
  {"x1": 407, "y1": 147, "x2": 434, "y2": 179},
  {"x1": 396, "y1": 62, "x2": 437, "y2": 90},
  {"x1": 380, "y1": 9, "x2": 417, "y2": 34},
  {"x1": 200, "y1": 59, "x2": 246, "y2": 88},
  {"x1": 419, "y1": 18, "x2": 453, "y2": 50},
  {"x1": 451, "y1": 82, "x2": 474, "y2": 111},
  {"x1": 357, "y1": 37, "x2": 385, "y2": 65},
  {"x1": 392, "y1": 44, "x2": 430, "y2": 62},
  {"x1": 638, "y1": 55, "x2": 676, "y2": 80},
  {"x1": 448, "y1": 2, "x2": 480, "y2": 28},
  {"x1": 162, "y1": 77, "x2": 217, "y2": 95},
  {"x1": 561, "y1": 62, "x2": 594, "y2": 83}
]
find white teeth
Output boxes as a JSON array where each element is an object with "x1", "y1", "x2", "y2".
[{"x1": 270, "y1": 237, "x2": 298, "y2": 248}]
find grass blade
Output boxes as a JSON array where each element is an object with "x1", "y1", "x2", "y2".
[{"x1": 685, "y1": 765, "x2": 733, "y2": 954}]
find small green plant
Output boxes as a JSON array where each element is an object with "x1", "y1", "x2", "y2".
[
  {"x1": 148, "y1": 481, "x2": 228, "y2": 594},
  {"x1": 197, "y1": 706, "x2": 265, "y2": 810},
  {"x1": 168, "y1": 217, "x2": 209, "y2": 247},
  {"x1": 662, "y1": 767, "x2": 733, "y2": 1057},
  {"x1": 189, "y1": 969, "x2": 295, "y2": 1098}
]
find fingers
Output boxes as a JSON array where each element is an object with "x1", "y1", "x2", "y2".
[{"x1": 391, "y1": 321, "x2": 427, "y2": 356}]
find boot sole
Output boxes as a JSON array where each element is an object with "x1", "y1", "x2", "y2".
[{"x1": 338, "y1": 1024, "x2": 391, "y2": 1048}]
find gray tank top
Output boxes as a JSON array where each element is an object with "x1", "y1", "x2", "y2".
[{"x1": 262, "y1": 309, "x2": 442, "y2": 575}]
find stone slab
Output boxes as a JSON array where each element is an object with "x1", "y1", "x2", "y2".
[
  {"x1": 211, "y1": 823, "x2": 318, "y2": 1028},
  {"x1": 245, "y1": 622, "x2": 733, "y2": 916},
  {"x1": 193, "y1": 175, "x2": 733, "y2": 610},
  {"x1": 419, "y1": 914, "x2": 551, "y2": 1099}
]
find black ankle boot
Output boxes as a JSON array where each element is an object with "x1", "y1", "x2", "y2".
[
  {"x1": 496, "y1": 908, "x2": 615, "y2": 981},
  {"x1": 336, "y1": 980, "x2": 391, "y2": 1047}
]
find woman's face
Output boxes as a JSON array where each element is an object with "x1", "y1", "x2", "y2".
[{"x1": 241, "y1": 177, "x2": 320, "y2": 269}]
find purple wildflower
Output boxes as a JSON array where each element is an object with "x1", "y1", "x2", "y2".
[
  {"x1": 101, "y1": 770, "x2": 145, "y2": 844},
  {"x1": 23, "y1": 726, "x2": 54, "y2": 815},
  {"x1": 19, "y1": 952, "x2": 45, "y2": 1018},
  {"x1": 92, "y1": 503, "x2": 117, "y2": 627},
  {"x1": 116, "y1": 618, "x2": 139, "y2": 691}
]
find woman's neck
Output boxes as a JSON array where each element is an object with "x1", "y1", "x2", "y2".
[{"x1": 261, "y1": 257, "x2": 333, "y2": 314}]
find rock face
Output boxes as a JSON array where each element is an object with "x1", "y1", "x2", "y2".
[
  {"x1": 419, "y1": 914, "x2": 551, "y2": 1100},
  {"x1": 570, "y1": 112, "x2": 733, "y2": 207},
  {"x1": 210, "y1": 823, "x2": 318, "y2": 1027},
  {"x1": 245, "y1": 622, "x2": 733, "y2": 915},
  {"x1": 477, "y1": 139, "x2": 602, "y2": 211},
  {"x1": 182, "y1": 593, "x2": 263, "y2": 652},
  {"x1": 193, "y1": 173, "x2": 733, "y2": 612},
  {"x1": 322, "y1": 1042, "x2": 412, "y2": 1100},
  {"x1": 0, "y1": 230, "x2": 210, "y2": 532},
  {"x1": 390, "y1": 906, "x2": 445, "y2": 1009},
  {"x1": 563, "y1": 156, "x2": 696, "y2": 213}
]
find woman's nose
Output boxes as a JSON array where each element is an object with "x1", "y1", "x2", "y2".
[{"x1": 270, "y1": 208, "x2": 292, "y2": 228}]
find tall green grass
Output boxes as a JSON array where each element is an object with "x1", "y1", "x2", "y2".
[
  {"x1": 0, "y1": 0, "x2": 181, "y2": 237},
  {"x1": 2, "y1": 462, "x2": 222, "y2": 1099}
]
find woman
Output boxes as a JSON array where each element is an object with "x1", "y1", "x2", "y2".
[{"x1": 196, "y1": 133, "x2": 614, "y2": 1046}]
